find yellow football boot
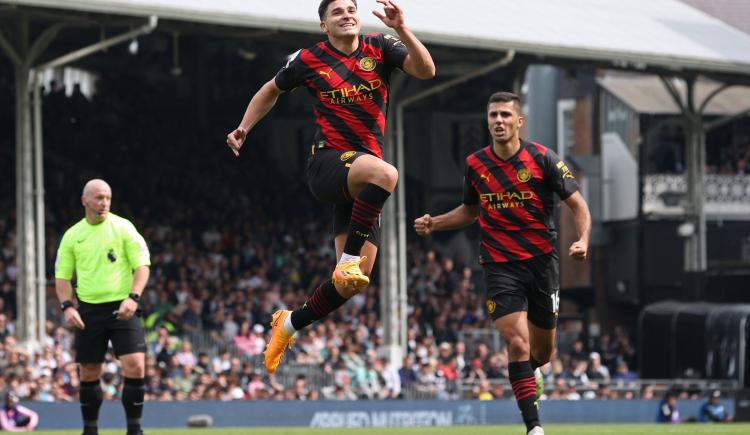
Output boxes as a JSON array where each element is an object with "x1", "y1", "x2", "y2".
[
  {"x1": 332, "y1": 256, "x2": 369, "y2": 291},
  {"x1": 263, "y1": 310, "x2": 294, "y2": 374}
]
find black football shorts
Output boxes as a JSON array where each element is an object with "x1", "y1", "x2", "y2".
[
  {"x1": 305, "y1": 146, "x2": 381, "y2": 246},
  {"x1": 75, "y1": 300, "x2": 147, "y2": 363},
  {"x1": 483, "y1": 252, "x2": 560, "y2": 330}
]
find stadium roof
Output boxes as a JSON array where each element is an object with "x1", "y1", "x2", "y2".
[
  {"x1": 4, "y1": 0, "x2": 750, "y2": 78},
  {"x1": 598, "y1": 72, "x2": 750, "y2": 115},
  {"x1": 680, "y1": 0, "x2": 750, "y2": 36}
]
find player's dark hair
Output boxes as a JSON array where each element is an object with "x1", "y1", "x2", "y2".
[
  {"x1": 319, "y1": 0, "x2": 358, "y2": 20},
  {"x1": 487, "y1": 91, "x2": 522, "y2": 113}
]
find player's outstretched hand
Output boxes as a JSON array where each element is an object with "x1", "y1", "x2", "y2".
[
  {"x1": 116, "y1": 298, "x2": 138, "y2": 320},
  {"x1": 226, "y1": 127, "x2": 248, "y2": 156},
  {"x1": 569, "y1": 240, "x2": 588, "y2": 261},
  {"x1": 414, "y1": 214, "x2": 434, "y2": 236},
  {"x1": 64, "y1": 308, "x2": 85, "y2": 330},
  {"x1": 373, "y1": 0, "x2": 405, "y2": 29}
]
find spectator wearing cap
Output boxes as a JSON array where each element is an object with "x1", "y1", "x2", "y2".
[
  {"x1": 0, "y1": 391, "x2": 38, "y2": 432},
  {"x1": 586, "y1": 352, "x2": 610, "y2": 381},
  {"x1": 437, "y1": 342, "x2": 453, "y2": 364},
  {"x1": 699, "y1": 390, "x2": 732, "y2": 423}
]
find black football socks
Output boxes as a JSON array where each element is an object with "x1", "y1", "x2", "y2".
[
  {"x1": 290, "y1": 280, "x2": 347, "y2": 330},
  {"x1": 79, "y1": 379, "x2": 103, "y2": 434},
  {"x1": 122, "y1": 377, "x2": 145, "y2": 434},
  {"x1": 509, "y1": 360, "x2": 541, "y2": 432},
  {"x1": 342, "y1": 184, "x2": 390, "y2": 256}
]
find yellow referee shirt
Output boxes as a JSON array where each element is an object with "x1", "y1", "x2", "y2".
[{"x1": 55, "y1": 213, "x2": 150, "y2": 304}]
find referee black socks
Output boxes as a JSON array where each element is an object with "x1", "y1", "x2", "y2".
[
  {"x1": 290, "y1": 280, "x2": 347, "y2": 330},
  {"x1": 122, "y1": 377, "x2": 145, "y2": 434},
  {"x1": 343, "y1": 183, "x2": 390, "y2": 256},
  {"x1": 79, "y1": 379, "x2": 103, "y2": 433},
  {"x1": 509, "y1": 360, "x2": 541, "y2": 432}
]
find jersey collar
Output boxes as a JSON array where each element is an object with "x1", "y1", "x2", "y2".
[
  {"x1": 487, "y1": 139, "x2": 526, "y2": 163},
  {"x1": 324, "y1": 35, "x2": 362, "y2": 59}
]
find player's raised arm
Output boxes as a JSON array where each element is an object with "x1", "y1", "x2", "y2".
[
  {"x1": 414, "y1": 203, "x2": 479, "y2": 236},
  {"x1": 563, "y1": 191, "x2": 591, "y2": 260},
  {"x1": 373, "y1": 0, "x2": 435, "y2": 79},
  {"x1": 226, "y1": 78, "x2": 284, "y2": 156}
]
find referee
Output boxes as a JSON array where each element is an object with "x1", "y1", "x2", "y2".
[{"x1": 55, "y1": 179, "x2": 150, "y2": 435}]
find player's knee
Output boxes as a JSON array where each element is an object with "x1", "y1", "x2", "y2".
[
  {"x1": 79, "y1": 364, "x2": 102, "y2": 381},
  {"x1": 121, "y1": 357, "x2": 145, "y2": 378},
  {"x1": 125, "y1": 365, "x2": 145, "y2": 378},
  {"x1": 505, "y1": 335, "x2": 529, "y2": 358},
  {"x1": 371, "y1": 163, "x2": 398, "y2": 191},
  {"x1": 382, "y1": 165, "x2": 399, "y2": 190}
]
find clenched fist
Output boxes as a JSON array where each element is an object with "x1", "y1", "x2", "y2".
[
  {"x1": 414, "y1": 214, "x2": 434, "y2": 236},
  {"x1": 569, "y1": 240, "x2": 588, "y2": 261}
]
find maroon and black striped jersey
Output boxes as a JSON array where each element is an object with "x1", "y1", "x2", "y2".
[
  {"x1": 274, "y1": 33, "x2": 408, "y2": 159},
  {"x1": 463, "y1": 140, "x2": 579, "y2": 264}
]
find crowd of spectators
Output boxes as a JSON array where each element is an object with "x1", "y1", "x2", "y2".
[
  {"x1": 0, "y1": 229, "x2": 643, "y2": 403},
  {"x1": 0, "y1": 75, "x2": 646, "y2": 404}
]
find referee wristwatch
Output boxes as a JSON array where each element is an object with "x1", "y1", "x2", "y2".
[
  {"x1": 60, "y1": 300, "x2": 75, "y2": 312},
  {"x1": 128, "y1": 293, "x2": 141, "y2": 303}
]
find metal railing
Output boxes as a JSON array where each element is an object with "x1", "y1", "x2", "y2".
[{"x1": 643, "y1": 174, "x2": 750, "y2": 217}]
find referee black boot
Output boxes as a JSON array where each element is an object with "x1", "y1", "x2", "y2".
[
  {"x1": 126, "y1": 431, "x2": 144, "y2": 435},
  {"x1": 82, "y1": 429, "x2": 98, "y2": 435}
]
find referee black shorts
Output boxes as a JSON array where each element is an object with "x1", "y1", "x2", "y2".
[
  {"x1": 483, "y1": 252, "x2": 560, "y2": 330},
  {"x1": 305, "y1": 146, "x2": 381, "y2": 247},
  {"x1": 74, "y1": 300, "x2": 147, "y2": 363}
]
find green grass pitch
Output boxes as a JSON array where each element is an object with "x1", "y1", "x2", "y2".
[{"x1": 28, "y1": 424, "x2": 750, "y2": 434}]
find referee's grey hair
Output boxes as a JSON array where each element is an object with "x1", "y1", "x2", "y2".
[{"x1": 318, "y1": 0, "x2": 358, "y2": 20}]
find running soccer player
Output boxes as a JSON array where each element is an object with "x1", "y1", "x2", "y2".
[
  {"x1": 55, "y1": 179, "x2": 150, "y2": 435},
  {"x1": 414, "y1": 92, "x2": 591, "y2": 435},
  {"x1": 225, "y1": 0, "x2": 435, "y2": 374}
]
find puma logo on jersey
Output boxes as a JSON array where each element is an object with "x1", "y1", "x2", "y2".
[
  {"x1": 319, "y1": 69, "x2": 332, "y2": 79},
  {"x1": 480, "y1": 173, "x2": 491, "y2": 182}
]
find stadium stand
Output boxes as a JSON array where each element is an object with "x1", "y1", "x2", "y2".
[{"x1": 0, "y1": 63, "x2": 741, "y2": 404}]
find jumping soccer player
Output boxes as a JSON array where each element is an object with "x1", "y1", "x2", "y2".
[
  {"x1": 225, "y1": 0, "x2": 435, "y2": 374},
  {"x1": 414, "y1": 92, "x2": 591, "y2": 435}
]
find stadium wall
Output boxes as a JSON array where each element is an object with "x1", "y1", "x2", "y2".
[{"x1": 29, "y1": 399, "x2": 735, "y2": 429}]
